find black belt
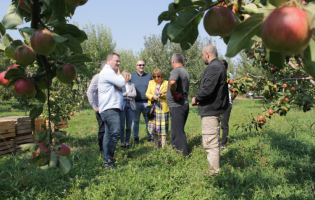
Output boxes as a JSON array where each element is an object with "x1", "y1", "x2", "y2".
[{"x1": 135, "y1": 100, "x2": 147, "y2": 103}]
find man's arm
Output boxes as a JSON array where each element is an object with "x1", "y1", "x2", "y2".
[
  {"x1": 87, "y1": 75, "x2": 98, "y2": 111},
  {"x1": 169, "y1": 79, "x2": 177, "y2": 97},
  {"x1": 107, "y1": 69, "x2": 125, "y2": 88},
  {"x1": 195, "y1": 69, "x2": 219, "y2": 103}
]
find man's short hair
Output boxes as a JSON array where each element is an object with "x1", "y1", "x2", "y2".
[
  {"x1": 172, "y1": 53, "x2": 184, "y2": 64},
  {"x1": 106, "y1": 53, "x2": 120, "y2": 61},
  {"x1": 100, "y1": 60, "x2": 106, "y2": 70},
  {"x1": 220, "y1": 60, "x2": 228, "y2": 70}
]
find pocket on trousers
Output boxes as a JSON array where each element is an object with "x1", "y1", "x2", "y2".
[{"x1": 202, "y1": 134, "x2": 219, "y2": 149}]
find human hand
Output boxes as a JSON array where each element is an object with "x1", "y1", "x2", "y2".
[
  {"x1": 153, "y1": 95, "x2": 159, "y2": 100},
  {"x1": 161, "y1": 90, "x2": 167, "y2": 94},
  {"x1": 116, "y1": 67, "x2": 121, "y2": 76},
  {"x1": 191, "y1": 97, "x2": 198, "y2": 106},
  {"x1": 114, "y1": 85, "x2": 122, "y2": 92},
  {"x1": 94, "y1": 107, "x2": 99, "y2": 113},
  {"x1": 154, "y1": 90, "x2": 160, "y2": 95},
  {"x1": 172, "y1": 92, "x2": 182, "y2": 101}
]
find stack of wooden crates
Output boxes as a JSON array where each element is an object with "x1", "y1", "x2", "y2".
[{"x1": 0, "y1": 116, "x2": 68, "y2": 156}]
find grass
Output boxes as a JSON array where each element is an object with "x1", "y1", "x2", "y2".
[{"x1": 1, "y1": 99, "x2": 315, "y2": 199}]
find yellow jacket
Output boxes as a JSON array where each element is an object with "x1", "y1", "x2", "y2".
[{"x1": 146, "y1": 80, "x2": 169, "y2": 113}]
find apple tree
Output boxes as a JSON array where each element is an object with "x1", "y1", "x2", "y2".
[
  {"x1": 0, "y1": 0, "x2": 92, "y2": 174},
  {"x1": 158, "y1": 0, "x2": 315, "y2": 130}
]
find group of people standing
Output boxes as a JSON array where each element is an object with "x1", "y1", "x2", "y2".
[{"x1": 87, "y1": 44, "x2": 234, "y2": 175}]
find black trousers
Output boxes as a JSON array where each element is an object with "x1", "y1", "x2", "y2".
[
  {"x1": 170, "y1": 104, "x2": 189, "y2": 156},
  {"x1": 95, "y1": 111, "x2": 105, "y2": 151},
  {"x1": 221, "y1": 103, "x2": 232, "y2": 146}
]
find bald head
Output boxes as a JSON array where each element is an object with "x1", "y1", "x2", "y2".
[{"x1": 202, "y1": 45, "x2": 218, "y2": 65}]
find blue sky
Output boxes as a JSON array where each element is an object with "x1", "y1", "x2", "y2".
[{"x1": 0, "y1": 0, "x2": 229, "y2": 56}]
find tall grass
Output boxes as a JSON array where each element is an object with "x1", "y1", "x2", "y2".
[{"x1": 0, "y1": 99, "x2": 315, "y2": 199}]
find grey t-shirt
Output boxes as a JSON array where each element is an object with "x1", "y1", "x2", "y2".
[{"x1": 166, "y1": 67, "x2": 190, "y2": 107}]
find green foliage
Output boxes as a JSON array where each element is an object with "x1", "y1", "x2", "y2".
[{"x1": 1, "y1": 100, "x2": 315, "y2": 198}]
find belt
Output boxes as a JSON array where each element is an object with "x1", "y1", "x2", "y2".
[{"x1": 135, "y1": 100, "x2": 147, "y2": 103}]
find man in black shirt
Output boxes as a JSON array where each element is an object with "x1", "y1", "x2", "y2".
[{"x1": 192, "y1": 45, "x2": 229, "y2": 175}]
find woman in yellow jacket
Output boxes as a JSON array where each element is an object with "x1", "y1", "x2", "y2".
[{"x1": 146, "y1": 68, "x2": 169, "y2": 148}]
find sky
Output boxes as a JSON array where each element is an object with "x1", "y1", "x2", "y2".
[{"x1": 0, "y1": 0, "x2": 230, "y2": 57}]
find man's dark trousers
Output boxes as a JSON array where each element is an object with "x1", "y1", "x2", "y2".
[
  {"x1": 100, "y1": 109, "x2": 121, "y2": 167},
  {"x1": 221, "y1": 103, "x2": 232, "y2": 146},
  {"x1": 170, "y1": 104, "x2": 189, "y2": 156},
  {"x1": 95, "y1": 112, "x2": 105, "y2": 151}
]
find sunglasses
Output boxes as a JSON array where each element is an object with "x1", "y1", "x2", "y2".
[
  {"x1": 153, "y1": 76, "x2": 161, "y2": 78},
  {"x1": 137, "y1": 64, "x2": 145, "y2": 66}
]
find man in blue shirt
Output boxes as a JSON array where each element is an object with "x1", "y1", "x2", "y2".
[
  {"x1": 98, "y1": 53, "x2": 125, "y2": 169},
  {"x1": 130, "y1": 60, "x2": 152, "y2": 144}
]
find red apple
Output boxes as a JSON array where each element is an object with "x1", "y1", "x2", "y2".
[
  {"x1": 261, "y1": 6, "x2": 313, "y2": 55},
  {"x1": 274, "y1": 84, "x2": 277, "y2": 89},
  {"x1": 14, "y1": 78, "x2": 35, "y2": 98},
  {"x1": 0, "y1": 71, "x2": 10, "y2": 88},
  {"x1": 255, "y1": 42, "x2": 260, "y2": 46},
  {"x1": 203, "y1": 6, "x2": 237, "y2": 37},
  {"x1": 258, "y1": 116, "x2": 265, "y2": 122},
  {"x1": 32, "y1": 142, "x2": 50, "y2": 158},
  {"x1": 250, "y1": 54, "x2": 255, "y2": 58},
  {"x1": 70, "y1": 111, "x2": 74, "y2": 116},
  {"x1": 31, "y1": 30, "x2": 56, "y2": 56},
  {"x1": 291, "y1": 86, "x2": 296, "y2": 91},
  {"x1": 244, "y1": 76, "x2": 248, "y2": 81},
  {"x1": 54, "y1": 144, "x2": 71, "y2": 156},
  {"x1": 56, "y1": 64, "x2": 77, "y2": 84},
  {"x1": 268, "y1": 110, "x2": 274, "y2": 115},
  {"x1": 283, "y1": 83, "x2": 288, "y2": 88},
  {"x1": 14, "y1": 45, "x2": 36, "y2": 66},
  {"x1": 18, "y1": 0, "x2": 31, "y2": 13},
  {"x1": 261, "y1": 58, "x2": 265, "y2": 62}
]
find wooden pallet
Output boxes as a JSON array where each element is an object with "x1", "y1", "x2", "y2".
[
  {"x1": 0, "y1": 139, "x2": 15, "y2": 156},
  {"x1": 0, "y1": 119, "x2": 16, "y2": 139},
  {"x1": 15, "y1": 134, "x2": 36, "y2": 152}
]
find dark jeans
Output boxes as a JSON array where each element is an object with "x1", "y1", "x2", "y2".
[
  {"x1": 120, "y1": 101, "x2": 133, "y2": 144},
  {"x1": 95, "y1": 112, "x2": 105, "y2": 151},
  {"x1": 100, "y1": 109, "x2": 121, "y2": 167},
  {"x1": 133, "y1": 102, "x2": 152, "y2": 140},
  {"x1": 221, "y1": 103, "x2": 232, "y2": 146},
  {"x1": 170, "y1": 104, "x2": 189, "y2": 156}
]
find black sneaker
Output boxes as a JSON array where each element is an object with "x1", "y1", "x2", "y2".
[
  {"x1": 104, "y1": 164, "x2": 116, "y2": 170},
  {"x1": 134, "y1": 138, "x2": 140, "y2": 144},
  {"x1": 148, "y1": 139, "x2": 153, "y2": 143}
]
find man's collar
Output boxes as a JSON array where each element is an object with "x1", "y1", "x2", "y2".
[{"x1": 136, "y1": 72, "x2": 146, "y2": 76}]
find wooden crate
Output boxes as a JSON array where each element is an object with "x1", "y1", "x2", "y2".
[
  {"x1": 0, "y1": 116, "x2": 33, "y2": 135},
  {"x1": 0, "y1": 139, "x2": 15, "y2": 156},
  {"x1": 15, "y1": 134, "x2": 36, "y2": 152},
  {"x1": 0, "y1": 118, "x2": 16, "y2": 139}
]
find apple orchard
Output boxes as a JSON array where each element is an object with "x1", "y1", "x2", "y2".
[{"x1": 0, "y1": 0, "x2": 315, "y2": 174}]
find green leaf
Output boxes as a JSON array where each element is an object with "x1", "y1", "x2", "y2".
[
  {"x1": 73, "y1": 63, "x2": 93, "y2": 79},
  {"x1": 167, "y1": 10, "x2": 200, "y2": 43},
  {"x1": 303, "y1": 39, "x2": 315, "y2": 79},
  {"x1": 30, "y1": 105, "x2": 44, "y2": 120},
  {"x1": 40, "y1": 164, "x2": 50, "y2": 170},
  {"x1": 57, "y1": 155, "x2": 71, "y2": 174},
  {"x1": 62, "y1": 34, "x2": 82, "y2": 53},
  {"x1": 28, "y1": 156, "x2": 42, "y2": 164},
  {"x1": 266, "y1": 50, "x2": 285, "y2": 68},
  {"x1": 244, "y1": 3, "x2": 258, "y2": 14},
  {"x1": 49, "y1": 100, "x2": 56, "y2": 105},
  {"x1": 0, "y1": 23, "x2": 5, "y2": 37},
  {"x1": 35, "y1": 89, "x2": 46, "y2": 103},
  {"x1": 304, "y1": 2, "x2": 315, "y2": 29},
  {"x1": 49, "y1": 152, "x2": 58, "y2": 168},
  {"x1": 19, "y1": 27, "x2": 36, "y2": 35},
  {"x1": 4, "y1": 69, "x2": 24, "y2": 79},
  {"x1": 50, "y1": 0, "x2": 67, "y2": 23},
  {"x1": 161, "y1": 23, "x2": 170, "y2": 45},
  {"x1": 3, "y1": 34, "x2": 14, "y2": 47},
  {"x1": 0, "y1": 43, "x2": 5, "y2": 51},
  {"x1": 226, "y1": 14, "x2": 264, "y2": 57},
  {"x1": 52, "y1": 33, "x2": 69, "y2": 43},
  {"x1": 20, "y1": 143, "x2": 39, "y2": 152},
  {"x1": 65, "y1": 54, "x2": 91, "y2": 63},
  {"x1": 2, "y1": 3, "x2": 24, "y2": 28},
  {"x1": 75, "y1": 30, "x2": 88, "y2": 43}
]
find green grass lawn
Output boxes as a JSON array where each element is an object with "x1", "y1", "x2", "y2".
[{"x1": 1, "y1": 99, "x2": 315, "y2": 199}]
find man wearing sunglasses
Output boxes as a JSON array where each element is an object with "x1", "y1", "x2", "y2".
[
  {"x1": 167, "y1": 53, "x2": 190, "y2": 156},
  {"x1": 130, "y1": 60, "x2": 153, "y2": 144}
]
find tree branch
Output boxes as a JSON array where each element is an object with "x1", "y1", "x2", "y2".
[{"x1": 246, "y1": 73, "x2": 263, "y2": 79}]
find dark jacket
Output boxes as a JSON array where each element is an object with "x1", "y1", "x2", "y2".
[{"x1": 195, "y1": 58, "x2": 229, "y2": 116}]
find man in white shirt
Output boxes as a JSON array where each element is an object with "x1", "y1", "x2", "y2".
[{"x1": 98, "y1": 53, "x2": 125, "y2": 169}]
